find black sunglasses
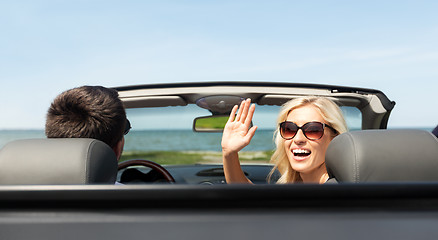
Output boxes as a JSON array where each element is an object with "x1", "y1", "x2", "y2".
[
  {"x1": 279, "y1": 121, "x2": 337, "y2": 140},
  {"x1": 124, "y1": 119, "x2": 131, "y2": 135}
]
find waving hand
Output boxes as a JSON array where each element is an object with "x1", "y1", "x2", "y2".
[{"x1": 221, "y1": 98, "x2": 257, "y2": 153}]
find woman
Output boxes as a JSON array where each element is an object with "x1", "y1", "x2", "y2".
[{"x1": 221, "y1": 97, "x2": 348, "y2": 184}]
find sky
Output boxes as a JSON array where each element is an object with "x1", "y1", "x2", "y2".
[{"x1": 0, "y1": 0, "x2": 437, "y2": 130}]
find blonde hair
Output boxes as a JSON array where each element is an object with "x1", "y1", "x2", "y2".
[{"x1": 268, "y1": 96, "x2": 348, "y2": 183}]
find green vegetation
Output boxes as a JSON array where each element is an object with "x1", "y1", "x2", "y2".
[{"x1": 120, "y1": 150, "x2": 274, "y2": 165}]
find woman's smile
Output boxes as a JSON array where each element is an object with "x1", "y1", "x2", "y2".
[{"x1": 291, "y1": 148, "x2": 311, "y2": 161}]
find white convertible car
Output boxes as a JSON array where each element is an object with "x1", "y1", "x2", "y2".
[{"x1": 0, "y1": 81, "x2": 437, "y2": 240}]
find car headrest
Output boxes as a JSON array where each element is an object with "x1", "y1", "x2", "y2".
[
  {"x1": 326, "y1": 129, "x2": 438, "y2": 183},
  {"x1": 0, "y1": 138, "x2": 118, "y2": 184}
]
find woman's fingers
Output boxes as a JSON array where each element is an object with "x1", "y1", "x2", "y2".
[
  {"x1": 228, "y1": 105, "x2": 238, "y2": 123},
  {"x1": 230, "y1": 99, "x2": 253, "y2": 126},
  {"x1": 244, "y1": 125, "x2": 258, "y2": 142},
  {"x1": 235, "y1": 100, "x2": 245, "y2": 122},
  {"x1": 222, "y1": 99, "x2": 257, "y2": 154},
  {"x1": 239, "y1": 99, "x2": 251, "y2": 123},
  {"x1": 244, "y1": 103, "x2": 255, "y2": 127}
]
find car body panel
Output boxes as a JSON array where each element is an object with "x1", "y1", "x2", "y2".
[{"x1": 1, "y1": 184, "x2": 438, "y2": 239}]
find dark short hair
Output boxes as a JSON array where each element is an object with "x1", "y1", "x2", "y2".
[{"x1": 45, "y1": 86, "x2": 126, "y2": 148}]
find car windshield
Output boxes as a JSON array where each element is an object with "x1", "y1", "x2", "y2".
[{"x1": 122, "y1": 104, "x2": 362, "y2": 165}]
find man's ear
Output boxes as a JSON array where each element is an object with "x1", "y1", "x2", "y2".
[{"x1": 112, "y1": 137, "x2": 125, "y2": 160}]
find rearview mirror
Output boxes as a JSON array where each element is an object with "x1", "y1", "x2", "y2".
[
  {"x1": 193, "y1": 115, "x2": 253, "y2": 132},
  {"x1": 193, "y1": 115, "x2": 229, "y2": 132}
]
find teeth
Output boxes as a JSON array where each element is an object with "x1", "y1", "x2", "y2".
[{"x1": 293, "y1": 149, "x2": 310, "y2": 154}]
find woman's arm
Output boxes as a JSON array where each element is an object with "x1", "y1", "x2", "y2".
[{"x1": 221, "y1": 99, "x2": 257, "y2": 184}]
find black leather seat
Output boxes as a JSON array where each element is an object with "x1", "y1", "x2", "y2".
[
  {"x1": 326, "y1": 129, "x2": 438, "y2": 183},
  {"x1": 0, "y1": 138, "x2": 118, "y2": 184}
]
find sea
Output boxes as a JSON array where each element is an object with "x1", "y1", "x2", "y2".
[
  {"x1": 0, "y1": 129, "x2": 277, "y2": 152},
  {"x1": 0, "y1": 127, "x2": 435, "y2": 152}
]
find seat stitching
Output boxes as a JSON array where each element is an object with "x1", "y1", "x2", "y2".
[{"x1": 347, "y1": 133, "x2": 359, "y2": 183}]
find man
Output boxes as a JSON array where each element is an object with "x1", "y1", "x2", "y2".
[{"x1": 45, "y1": 85, "x2": 130, "y2": 160}]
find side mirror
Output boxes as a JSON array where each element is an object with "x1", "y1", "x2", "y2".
[{"x1": 193, "y1": 115, "x2": 229, "y2": 132}]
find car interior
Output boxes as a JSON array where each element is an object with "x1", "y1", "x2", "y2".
[
  {"x1": 0, "y1": 82, "x2": 437, "y2": 239},
  {"x1": 0, "y1": 82, "x2": 412, "y2": 186},
  {"x1": 1, "y1": 128, "x2": 437, "y2": 185}
]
